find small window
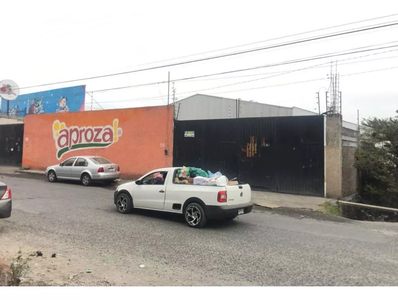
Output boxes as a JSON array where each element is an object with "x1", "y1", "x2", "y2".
[
  {"x1": 90, "y1": 157, "x2": 112, "y2": 164},
  {"x1": 62, "y1": 158, "x2": 76, "y2": 167},
  {"x1": 142, "y1": 172, "x2": 168, "y2": 185},
  {"x1": 75, "y1": 158, "x2": 88, "y2": 167}
]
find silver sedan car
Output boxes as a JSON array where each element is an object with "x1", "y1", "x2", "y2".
[
  {"x1": 0, "y1": 181, "x2": 12, "y2": 218},
  {"x1": 45, "y1": 156, "x2": 120, "y2": 186}
]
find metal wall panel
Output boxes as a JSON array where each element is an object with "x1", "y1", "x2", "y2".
[
  {"x1": 0, "y1": 124, "x2": 24, "y2": 166},
  {"x1": 173, "y1": 115, "x2": 324, "y2": 196}
]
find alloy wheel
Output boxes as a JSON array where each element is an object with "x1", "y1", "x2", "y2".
[{"x1": 185, "y1": 205, "x2": 202, "y2": 227}]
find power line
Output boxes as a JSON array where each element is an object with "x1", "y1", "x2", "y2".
[
  {"x1": 93, "y1": 64, "x2": 398, "y2": 106},
  {"x1": 87, "y1": 42, "x2": 398, "y2": 94},
  {"x1": 19, "y1": 20, "x2": 398, "y2": 91},
  {"x1": 87, "y1": 13, "x2": 398, "y2": 69},
  {"x1": 13, "y1": 42, "x2": 398, "y2": 102},
  {"x1": 184, "y1": 50, "x2": 398, "y2": 82}
]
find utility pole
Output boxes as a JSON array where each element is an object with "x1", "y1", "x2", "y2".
[
  {"x1": 172, "y1": 82, "x2": 176, "y2": 103},
  {"x1": 167, "y1": 71, "x2": 170, "y2": 105},
  {"x1": 316, "y1": 92, "x2": 320, "y2": 114}
]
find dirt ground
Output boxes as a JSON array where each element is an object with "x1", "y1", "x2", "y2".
[
  {"x1": 0, "y1": 231, "x2": 167, "y2": 286},
  {"x1": 0, "y1": 234, "x2": 113, "y2": 286}
]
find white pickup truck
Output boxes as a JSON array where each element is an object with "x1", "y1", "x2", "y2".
[{"x1": 114, "y1": 167, "x2": 253, "y2": 228}]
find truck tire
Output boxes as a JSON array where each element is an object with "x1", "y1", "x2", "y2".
[
  {"x1": 184, "y1": 202, "x2": 207, "y2": 228},
  {"x1": 115, "y1": 192, "x2": 133, "y2": 214}
]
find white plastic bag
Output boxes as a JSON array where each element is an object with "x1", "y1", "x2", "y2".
[
  {"x1": 193, "y1": 176, "x2": 207, "y2": 185},
  {"x1": 202, "y1": 175, "x2": 228, "y2": 186},
  {"x1": 215, "y1": 176, "x2": 228, "y2": 186}
]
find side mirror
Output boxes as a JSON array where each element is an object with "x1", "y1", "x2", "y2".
[
  {"x1": 135, "y1": 180, "x2": 143, "y2": 185},
  {"x1": 59, "y1": 163, "x2": 63, "y2": 167}
]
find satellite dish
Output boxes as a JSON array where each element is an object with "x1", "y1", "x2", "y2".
[{"x1": 0, "y1": 79, "x2": 20, "y2": 100}]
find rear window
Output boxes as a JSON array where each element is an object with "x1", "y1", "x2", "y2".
[{"x1": 90, "y1": 157, "x2": 112, "y2": 164}]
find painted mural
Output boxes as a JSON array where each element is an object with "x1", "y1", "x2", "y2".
[
  {"x1": 22, "y1": 106, "x2": 174, "y2": 178},
  {"x1": 1, "y1": 85, "x2": 86, "y2": 117}
]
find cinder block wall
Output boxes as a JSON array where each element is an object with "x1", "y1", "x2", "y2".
[
  {"x1": 341, "y1": 126, "x2": 359, "y2": 197},
  {"x1": 325, "y1": 115, "x2": 343, "y2": 199},
  {"x1": 342, "y1": 146, "x2": 357, "y2": 197}
]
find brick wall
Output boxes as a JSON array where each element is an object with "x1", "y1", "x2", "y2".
[{"x1": 22, "y1": 105, "x2": 174, "y2": 178}]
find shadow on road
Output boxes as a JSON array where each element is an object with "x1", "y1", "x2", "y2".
[{"x1": 122, "y1": 208, "x2": 247, "y2": 229}]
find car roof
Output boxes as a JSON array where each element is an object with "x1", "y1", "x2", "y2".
[
  {"x1": 68, "y1": 156, "x2": 107, "y2": 159},
  {"x1": 150, "y1": 167, "x2": 186, "y2": 173}
]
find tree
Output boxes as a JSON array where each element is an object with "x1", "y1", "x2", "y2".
[{"x1": 355, "y1": 110, "x2": 398, "y2": 208}]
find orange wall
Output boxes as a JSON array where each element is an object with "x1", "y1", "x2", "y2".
[{"x1": 22, "y1": 105, "x2": 174, "y2": 178}]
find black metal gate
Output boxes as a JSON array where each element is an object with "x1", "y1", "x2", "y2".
[
  {"x1": 0, "y1": 124, "x2": 24, "y2": 166},
  {"x1": 173, "y1": 116, "x2": 324, "y2": 197}
]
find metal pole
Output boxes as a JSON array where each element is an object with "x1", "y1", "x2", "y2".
[
  {"x1": 167, "y1": 71, "x2": 170, "y2": 106},
  {"x1": 339, "y1": 91, "x2": 342, "y2": 115},
  {"x1": 325, "y1": 91, "x2": 329, "y2": 113},
  {"x1": 7, "y1": 100, "x2": 9, "y2": 116}
]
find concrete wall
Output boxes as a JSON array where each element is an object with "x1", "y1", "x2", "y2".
[
  {"x1": 342, "y1": 125, "x2": 359, "y2": 197},
  {"x1": 22, "y1": 105, "x2": 174, "y2": 178},
  {"x1": 325, "y1": 115, "x2": 343, "y2": 199},
  {"x1": 342, "y1": 146, "x2": 357, "y2": 197},
  {"x1": 0, "y1": 116, "x2": 24, "y2": 125}
]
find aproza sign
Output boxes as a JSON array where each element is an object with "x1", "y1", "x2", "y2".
[{"x1": 52, "y1": 119, "x2": 123, "y2": 159}]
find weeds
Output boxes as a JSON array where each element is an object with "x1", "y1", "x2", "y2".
[
  {"x1": 10, "y1": 249, "x2": 30, "y2": 286},
  {"x1": 319, "y1": 201, "x2": 342, "y2": 217}
]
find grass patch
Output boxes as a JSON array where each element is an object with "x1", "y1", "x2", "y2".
[{"x1": 319, "y1": 201, "x2": 342, "y2": 217}]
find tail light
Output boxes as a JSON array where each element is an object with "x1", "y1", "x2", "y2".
[
  {"x1": 117, "y1": 166, "x2": 120, "y2": 172},
  {"x1": 98, "y1": 167, "x2": 104, "y2": 173},
  {"x1": 217, "y1": 191, "x2": 227, "y2": 203},
  {"x1": 0, "y1": 188, "x2": 11, "y2": 200}
]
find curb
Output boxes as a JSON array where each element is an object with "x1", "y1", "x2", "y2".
[
  {"x1": 253, "y1": 203, "x2": 280, "y2": 209},
  {"x1": 15, "y1": 170, "x2": 45, "y2": 175}
]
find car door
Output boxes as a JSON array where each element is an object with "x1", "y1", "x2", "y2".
[
  {"x1": 133, "y1": 171, "x2": 168, "y2": 210},
  {"x1": 57, "y1": 157, "x2": 76, "y2": 178},
  {"x1": 70, "y1": 157, "x2": 88, "y2": 180}
]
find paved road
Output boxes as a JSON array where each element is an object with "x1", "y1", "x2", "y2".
[{"x1": 1, "y1": 174, "x2": 398, "y2": 286}]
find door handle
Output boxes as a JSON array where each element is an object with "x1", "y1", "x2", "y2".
[{"x1": 159, "y1": 190, "x2": 165, "y2": 193}]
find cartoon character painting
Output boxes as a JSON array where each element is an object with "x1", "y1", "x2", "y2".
[
  {"x1": 28, "y1": 98, "x2": 45, "y2": 114},
  {"x1": 0, "y1": 84, "x2": 16, "y2": 97},
  {"x1": 56, "y1": 97, "x2": 69, "y2": 113},
  {"x1": 28, "y1": 99, "x2": 35, "y2": 114}
]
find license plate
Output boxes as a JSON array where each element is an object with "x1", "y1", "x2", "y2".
[
  {"x1": 108, "y1": 168, "x2": 115, "y2": 172},
  {"x1": 238, "y1": 208, "x2": 244, "y2": 215}
]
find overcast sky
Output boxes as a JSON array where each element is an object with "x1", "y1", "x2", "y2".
[{"x1": 1, "y1": 0, "x2": 398, "y2": 124}]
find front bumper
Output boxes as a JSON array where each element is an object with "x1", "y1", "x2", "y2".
[
  {"x1": 0, "y1": 198, "x2": 12, "y2": 218},
  {"x1": 206, "y1": 203, "x2": 253, "y2": 220}
]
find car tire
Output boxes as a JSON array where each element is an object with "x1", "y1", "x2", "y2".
[
  {"x1": 81, "y1": 173, "x2": 92, "y2": 186},
  {"x1": 184, "y1": 202, "x2": 207, "y2": 228},
  {"x1": 47, "y1": 170, "x2": 57, "y2": 182},
  {"x1": 116, "y1": 192, "x2": 133, "y2": 214}
]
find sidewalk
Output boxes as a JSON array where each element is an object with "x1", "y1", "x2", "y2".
[
  {"x1": 0, "y1": 166, "x2": 44, "y2": 175},
  {"x1": 0, "y1": 166, "x2": 332, "y2": 211},
  {"x1": 251, "y1": 190, "x2": 333, "y2": 211}
]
